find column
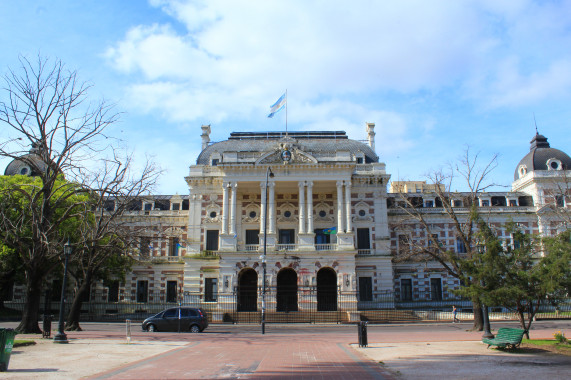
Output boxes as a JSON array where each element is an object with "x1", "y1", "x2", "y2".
[
  {"x1": 268, "y1": 182, "x2": 276, "y2": 234},
  {"x1": 260, "y1": 181, "x2": 267, "y2": 236},
  {"x1": 229, "y1": 182, "x2": 237, "y2": 235},
  {"x1": 306, "y1": 181, "x2": 314, "y2": 233},
  {"x1": 336, "y1": 180, "x2": 345, "y2": 233},
  {"x1": 222, "y1": 182, "x2": 229, "y2": 234},
  {"x1": 345, "y1": 180, "x2": 352, "y2": 233},
  {"x1": 298, "y1": 181, "x2": 306, "y2": 234}
]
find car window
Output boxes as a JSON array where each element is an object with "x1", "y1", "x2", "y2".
[
  {"x1": 180, "y1": 308, "x2": 197, "y2": 317},
  {"x1": 163, "y1": 309, "x2": 178, "y2": 318}
]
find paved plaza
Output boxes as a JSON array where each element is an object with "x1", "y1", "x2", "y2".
[{"x1": 3, "y1": 321, "x2": 571, "y2": 379}]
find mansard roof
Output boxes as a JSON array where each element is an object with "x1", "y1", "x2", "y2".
[{"x1": 196, "y1": 131, "x2": 378, "y2": 165}]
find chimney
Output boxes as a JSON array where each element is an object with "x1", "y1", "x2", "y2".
[
  {"x1": 201, "y1": 124, "x2": 211, "y2": 150},
  {"x1": 366, "y1": 122, "x2": 375, "y2": 151}
]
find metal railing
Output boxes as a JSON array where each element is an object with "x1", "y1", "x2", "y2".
[{"x1": 3, "y1": 289, "x2": 570, "y2": 325}]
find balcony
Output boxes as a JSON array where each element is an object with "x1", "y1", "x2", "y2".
[{"x1": 134, "y1": 255, "x2": 184, "y2": 263}]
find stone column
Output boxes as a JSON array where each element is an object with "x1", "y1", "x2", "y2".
[
  {"x1": 222, "y1": 182, "x2": 229, "y2": 235},
  {"x1": 345, "y1": 180, "x2": 352, "y2": 233},
  {"x1": 336, "y1": 180, "x2": 345, "y2": 233},
  {"x1": 260, "y1": 181, "x2": 267, "y2": 236},
  {"x1": 306, "y1": 181, "x2": 314, "y2": 234},
  {"x1": 268, "y1": 181, "x2": 276, "y2": 234},
  {"x1": 298, "y1": 181, "x2": 306, "y2": 234},
  {"x1": 229, "y1": 182, "x2": 237, "y2": 235}
]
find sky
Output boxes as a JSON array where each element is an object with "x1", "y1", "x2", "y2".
[{"x1": 1, "y1": 0, "x2": 571, "y2": 194}]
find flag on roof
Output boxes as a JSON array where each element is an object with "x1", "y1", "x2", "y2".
[
  {"x1": 323, "y1": 227, "x2": 337, "y2": 234},
  {"x1": 267, "y1": 92, "x2": 286, "y2": 118}
]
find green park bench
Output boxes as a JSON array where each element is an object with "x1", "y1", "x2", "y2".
[{"x1": 482, "y1": 327, "x2": 527, "y2": 350}]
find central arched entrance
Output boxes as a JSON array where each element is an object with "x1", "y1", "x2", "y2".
[
  {"x1": 237, "y1": 268, "x2": 258, "y2": 312},
  {"x1": 276, "y1": 268, "x2": 298, "y2": 312},
  {"x1": 316, "y1": 267, "x2": 337, "y2": 311}
]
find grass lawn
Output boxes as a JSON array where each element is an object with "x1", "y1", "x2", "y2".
[{"x1": 521, "y1": 339, "x2": 571, "y2": 356}]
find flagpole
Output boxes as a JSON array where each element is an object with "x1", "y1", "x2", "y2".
[{"x1": 285, "y1": 89, "x2": 288, "y2": 137}]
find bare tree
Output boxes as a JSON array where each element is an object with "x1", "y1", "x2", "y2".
[
  {"x1": 392, "y1": 148, "x2": 498, "y2": 331},
  {"x1": 65, "y1": 153, "x2": 160, "y2": 331},
  {"x1": 0, "y1": 55, "x2": 119, "y2": 333}
]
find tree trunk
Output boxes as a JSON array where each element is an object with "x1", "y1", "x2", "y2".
[
  {"x1": 16, "y1": 270, "x2": 43, "y2": 334},
  {"x1": 65, "y1": 272, "x2": 92, "y2": 331},
  {"x1": 471, "y1": 298, "x2": 484, "y2": 331}
]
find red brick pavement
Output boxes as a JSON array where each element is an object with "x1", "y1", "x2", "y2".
[{"x1": 88, "y1": 331, "x2": 393, "y2": 379}]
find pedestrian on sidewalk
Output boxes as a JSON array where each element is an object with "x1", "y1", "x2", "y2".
[{"x1": 452, "y1": 305, "x2": 459, "y2": 323}]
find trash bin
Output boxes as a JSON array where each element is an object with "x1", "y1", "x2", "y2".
[
  {"x1": 0, "y1": 328, "x2": 16, "y2": 372},
  {"x1": 42, "y1": 314, "x2": 52, "y2": 338},
  {"x1": 358, "y1": 321, "x2": 368, "y2": 347}
]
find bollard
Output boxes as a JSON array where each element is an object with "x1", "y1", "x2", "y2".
[
  {"x1": 42, "y1": 314, "x2": 52, "y2": 339},
  {"x1": 358, "y1": 321, "x2": 368, "y2": 347},
  {"x1": 126, "y1": 319, "x2": 131, "y2": 344}
]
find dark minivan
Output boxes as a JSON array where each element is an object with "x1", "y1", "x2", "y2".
[{"x1": 142, "y1": 307, "x2": 208, "y2": 333}]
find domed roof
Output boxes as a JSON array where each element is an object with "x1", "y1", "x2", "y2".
[
  {"x1": 3, "y1": 144, "x2": 50, "y2": 177},
  {"x1": 514, "y1": 134, "x2": 571, "y2": 180}
]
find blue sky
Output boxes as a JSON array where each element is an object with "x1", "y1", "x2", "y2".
[{"x1": 1, "y1": 0, "x2": 571, "y2": 194}]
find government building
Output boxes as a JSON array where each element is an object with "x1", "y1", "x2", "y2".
[{"x1": 4, "y1": 123, "x2": 571, "y2": 321}]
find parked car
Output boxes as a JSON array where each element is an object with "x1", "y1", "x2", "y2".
[{"x1": 142, "y1": 307, "x2": 208, "y2": 333}]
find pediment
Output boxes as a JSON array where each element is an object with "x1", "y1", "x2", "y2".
[{"x1": 256, "y1": 145, "x2": 318, "y2": 165}]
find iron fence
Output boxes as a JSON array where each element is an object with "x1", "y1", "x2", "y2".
[{"x1": 2, "y1": 288, "x2": 570, "y2": 324}]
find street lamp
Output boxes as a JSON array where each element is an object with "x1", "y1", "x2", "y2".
[
  {"x1": 54, "y1": 240, "x2": 72, "y2": 343},
  {"x1": 261, "y1": 166, "x2": 274, "y2": 335}
]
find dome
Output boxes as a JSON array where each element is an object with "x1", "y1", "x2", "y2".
[
  {"x1": 3, "y1": 143, "x2": 51, "y2": 177},
  {"x1": 514, "y1": 134, "x2": 571, "y2": 180}
]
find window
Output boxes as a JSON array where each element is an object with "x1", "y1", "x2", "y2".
[
  {"x1": 140, "y1": 237, "x2": 151, "y2": 257},
  {"x1": 428, "y1": 233, "x2": 439, "y2": 247},
  {"x1": 401, "y1": 279, "x2": 412, "y2": 301},
  {"x1": 358, "y1": 209, "x2": 366, "y2": 217},
  {"x1": 211, "y1": 158, "x2": 219, "y2": 166},
  {"x1": 398, "y1": 235, "x2": 410, "y2": 255},
  {"x1": 246, "y1": 230, "x2": 260, "y2": 245},
  {"x1": 556, "y1": 195, "x2": 565, "y2": 207},
  {"x1": 481, "y1": 200, "x2": 490, "y2": 207},
  {"x1": 163, "y1": 308, "x2": 177, "y2": 318},
  {"x1": 425, "y1": 200, "x2": 434, "y2": 208},
  {"x1": 249, "y1": 211, "x2": 257, "y2": 218},
  {"x1": 283, "y1": 210, "x2": 292, "y2": 218},
  {"x1": 137, "y1": 280, "x2": 148, "y2": 303},
  {"x1": 430, "y1": 278, "x2": 442, "y2": 301},
  {"x1": 279, "y1": 229, "x2": 295, "y2": 244},
  {"x1": 166, "y1": 281, "x2": 177, "y2": 303},
  {"x1": 172, "y1": 203, "x2": 180, "y2": 210},
  {"x1": 104, "y1": 200, "x2": 115, "y2": 211},
  {"x1": 206, "y1": 230, "x2": 219, "y2": 251},
  {"x1": 210, "y1": 211, "x2": 217, "y2": 218},
  {"x1": 356, "y1": 157, "x2": 364, "y2": 164},
  {"x1": 205, "y1": 278, "x2": 218, "y2": 302},
  {"x1": 491, "y1": 196, "x2": 506, "y2": 206},
  {"x1": 170, "y1": 237, "x2": 180, "y2": 256},
  {"x1": 144, "y1": 203, "x2": 153, "y2": 211},
  {"x1": 357, "y1": 228, "x2": 371, "y2": 249},
  {"x1": 509, "y1": 200, "x2": 517, "y2": 207},
  {"x1": 319, "y1": 210, "x2": 327, "y2": 217},
  {"x1": 453, "y1": 200, "x2": 462, "y2": 207},
  {"x1": 107, "y1": 281, "x2": 119, "y2": 302},
  {"x1": 456, "y1": 238, "x2": 467, "y2": 253},
  {"x1": 314, "y1": 229, "x2": 330, "y2": 247},
  {"x1": 358, "y1": 277, "x2": 373, "y2": 301}
]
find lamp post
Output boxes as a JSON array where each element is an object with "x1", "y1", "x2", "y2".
[
  {"x1": 261, "y1": 166, "x2": 274, "y2": 335},
  {"x1": 54, "y1": 240, "x2": 72, "y2": 343}
]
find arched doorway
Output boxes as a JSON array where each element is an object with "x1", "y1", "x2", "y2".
[
  {"x1": 276, "y1": 268, "x2": 298, "y2": 312},
  {"x1": 316, "y1": 267, "x2": 337, "y2": 311},
  {"x1": 237, "y1": 268, "x2": 258, "y2": 312}
]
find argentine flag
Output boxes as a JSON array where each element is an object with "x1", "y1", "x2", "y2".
[{"x1": 267, "y1": 92, "x2": 286, "y2": 118}]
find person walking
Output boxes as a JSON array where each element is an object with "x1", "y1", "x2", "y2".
[{"x1": 452, "y1": 305, "x2": 459, "y2": 323}]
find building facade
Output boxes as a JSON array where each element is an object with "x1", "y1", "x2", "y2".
[{"x1": 4, "y1": 124, "x2": 571, "y2": 319}]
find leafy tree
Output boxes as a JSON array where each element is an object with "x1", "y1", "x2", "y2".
[
  {"x1": 457, "y1": 223, "x2": 571, "y2": 338},
  {"x1": 0, "y1": 174, "x2": 88, "y2": 332}
]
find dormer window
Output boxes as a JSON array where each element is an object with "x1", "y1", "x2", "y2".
[
  {"x1": 211, "y1": 158, "x2": 219, "y2": 166},
  {"x1": 518, "y1": 165, "x2": 527, "y2": 178},
  {"x1": 547, "y1": 158, "x2": 562, "y2": 171}
]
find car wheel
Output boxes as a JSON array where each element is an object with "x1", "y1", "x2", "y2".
[
  {"x1": 190, "y1": 324, "x2": 201, "y2": 333},
  {"x1": 147, "y1": 324, "x2": 157, "y2": 332}
]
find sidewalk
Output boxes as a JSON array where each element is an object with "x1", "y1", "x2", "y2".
[{"x1": 5, "y1": 323, "x2": 571, "y2": 379}]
